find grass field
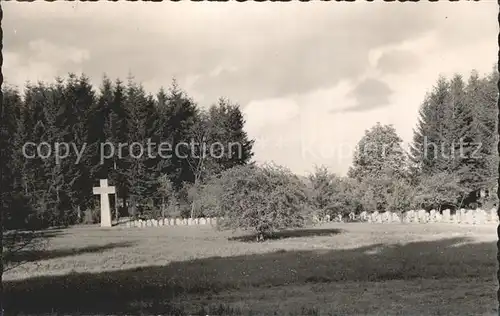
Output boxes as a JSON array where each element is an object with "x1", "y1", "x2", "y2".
[{"x1": 3, "y1": 222, "x2": 498, "y2": 315}]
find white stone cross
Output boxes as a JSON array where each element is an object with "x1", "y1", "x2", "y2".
[{"x1": 93, "y1": 179, "x2": 115, "y2": 227}]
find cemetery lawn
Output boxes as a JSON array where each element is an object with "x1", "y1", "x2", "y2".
[{"x1": 3, "y1": 223, "x2": 497, "y2": 315}]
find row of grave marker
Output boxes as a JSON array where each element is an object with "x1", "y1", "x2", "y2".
[
  {"x1": 356, "y1": 208, "x2": 499, "y2": 224},
  {"x1": 94, "y1": 179, "x2": 498, "y2": 228},
  {"x1": 125, "y1": 217, "x2": 218, "y2": 228},
  {"x1": 123, "y1": 208, "x2": 499, "y2": 229}
]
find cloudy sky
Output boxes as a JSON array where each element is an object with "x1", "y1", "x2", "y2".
[{"x1": 4, "y1": 2, "x2": 497, "y2": 176}]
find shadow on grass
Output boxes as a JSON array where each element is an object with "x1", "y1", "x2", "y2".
[
  {"x1": 5, "y1": 241, "x2": 136, "y2": 266},
  {"x1": 3, "y1": 228, "x2": 68, "y2": 272},
  {"x1": 4, "y1": 237, "x2": 496, "y2": 315},
  {"x1": 229, "y1": 227, "x2": 344, "y2": 242},
  {"x1": 4, "y1": 228, "x2": 65, "y2": 244}
]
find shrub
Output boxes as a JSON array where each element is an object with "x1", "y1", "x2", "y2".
[
  {"x1": 213, "y1": 163, "x2": 310, "y2": 241},
  {"x1": 158, "y1": 175, "x2": 176, "y2": 217},
  {"x1": 481, "y1": 194, "x2": 498, "y2": 210},
  {"x1": 329, "y1": 177, "x2": 363, "y2": 217},
  {"x1": 353, "y1": 182, "x2": 376, "y2": 213},
  {"x1": 82, "y1": 205, "x2": 100, "y2": 225},
  {"x1": 191, "y1": 180, "x2": 224, "y2": 218},
  {"x1": 384, "y1": 177, "x2": 416, "y2": 213},
  {"x1": 176, "y1": 182, "x2": 195, "y2": 219},
  {"x1": 413, "y1": 172, "x2": 466, "y2": 211},
  {"x1": 307, "y1": 166, "x2": 362, "y2": 219},
  {"x1": 140, "y1": 198, "x2": 161, "y2": 219},
  {"x1": 307, "y1": 166, "x2": 336, "y2": 217}
]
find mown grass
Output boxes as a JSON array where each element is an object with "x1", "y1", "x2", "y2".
[{"x1": 3, "y1": 223, "x2": 498, "y2": 315}]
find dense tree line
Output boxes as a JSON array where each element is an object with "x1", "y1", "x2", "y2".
[
  {"x1": 1, "y1": 68, "x2": 497, "y2": 235},
  {"x1": 2, "y1": 74, "x2": 254, "y2": 229},
  {"x1": 183, "y1": 68, "x2": 499, "y2": 241},
  {"x1": 310, "y1": 68, "x2": 498, "y2": 218},
  {"x1": 410, "y1": 69, "x2": 498, "y2": 204}
]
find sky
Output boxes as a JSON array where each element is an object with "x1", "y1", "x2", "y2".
[{"x1": 4, "y1": 1, "x2": 498, "y2": 176}]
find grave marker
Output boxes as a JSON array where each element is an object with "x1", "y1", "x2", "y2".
[{"x1": 93, "y1": 179, "x2": 115, "y2": 228}]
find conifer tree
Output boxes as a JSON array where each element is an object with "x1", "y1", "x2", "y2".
[
  {"x1": 60, "y1": 74, "x2": 96, "y2": 222},
  {"x1": 123, "y1": 78, "x2": 158, "y2": 215},
  {"x1": 89, "y1": 76, "x2": 114, "y2": 181},
  {"x1": 205, "y1": 98, "x2": 254, "y2": 175},
  {"x1": 2, "y1": 86, "x2": 25, "y2": 229},
  {"x1": 111, "y1": 79, "x2": 129, "y2": 210},
  {"x1": 156, "y1": 80, "x2": 198, "y2": 191}
]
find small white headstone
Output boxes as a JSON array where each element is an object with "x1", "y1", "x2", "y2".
[
  {"x1": 460, "y1": 209, "x2": 467, "y2": 222},
  {"x1": 417, "y1": 210, "x2": 426, "y2": 223},
  {"x1": 391, "y1": 212, "x2": 400, "y2": 223},
  {"x1": 465, "y1": 210, "x2": 474, "y2": 224},
  {"x1": 435, "y1": 212, "x2": 442, "y2": 222},
  {"x1": 406, "y1": 210, "x2": 414, "y2": 223},
  {"x1": 402, "y1": 211, "x2": 409, "y2": 223},
  {"x1": 429, "y1": 210, "x2": 436, "y2": 222},
  {"x1": 360, "y1": 211, "x2": 368, "y2": 221},
  {"x1": 349, "y1": 212, "x2": 356, "y2": 221},
  {"x1": 199, "y1": 218, "x2": 206, "y2": 225},
  {"x1": 490, "y1": 208, "x2": 498, "y2": 223},
  {"x1": 443, "y1": 209, "x2": 451, "y2": 222},
  {"x1": 405, "y1": 210, "x2": 411, "y2": 223},
  {"x1": 381, "y1": 211, "x2": 390, "y2": 223},
  {"x1": 175, "y1": 218, "x2": 182, "y2": 225},
  {"x1": 475, "y1": 209, "x2": 486, "y2": 224}
]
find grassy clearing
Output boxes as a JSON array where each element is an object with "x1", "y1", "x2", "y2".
[{"x1": 3, "y1": 223, "x2": 498, "y2": 315}]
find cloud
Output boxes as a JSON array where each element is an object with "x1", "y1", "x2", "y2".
[
  {"x1": 376, "y1": 49, "x2": 420, "y2": 75},
  {"x1": 337, "y1": 78, "x2": 393, "y2": 113},
  {"x1": 244, "y1": 97, "x2": 300, "y2": 135},
  {"x1": 4, "y1": 2, "x2": 447, "y2": 106},
  {"x1": 27, "y1": 39, "x2": 90, "y2": 65},
  {"x1": 2, "y1": 1, "x2": 497, "y2": 176},
  {"x1": 4, "y1": 39, "x2": 90, "y2": 88}
]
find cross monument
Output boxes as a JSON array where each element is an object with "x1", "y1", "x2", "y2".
[{"x1": 93, "y1": 179, "x2": 116, "y2": 227}]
